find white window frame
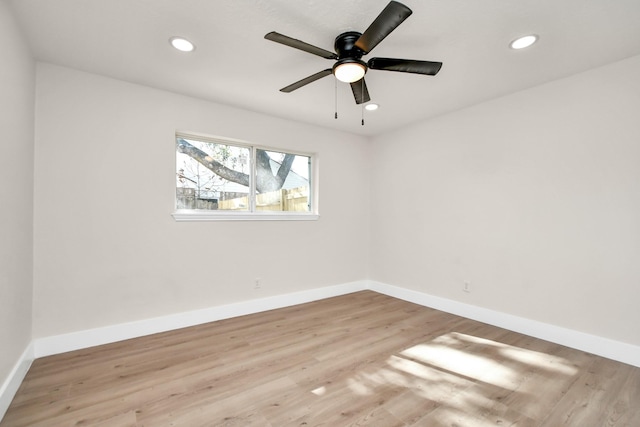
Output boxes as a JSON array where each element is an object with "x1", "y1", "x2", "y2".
[{"x1": 172, "y1": 132, "x2": 319, "y2": 221}]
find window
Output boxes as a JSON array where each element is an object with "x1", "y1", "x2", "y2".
[{"x1": 173, "y1": 133, "x2": 317, "y2": 221}]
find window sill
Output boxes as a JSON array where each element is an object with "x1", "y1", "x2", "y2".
[{"x1": 172, "y1": 210, "x2": 320, "y2": 222}]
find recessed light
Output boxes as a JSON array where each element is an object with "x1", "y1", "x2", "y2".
[
  {"x1": 510, "y1": 34, "x2": 538, "y2": 50},
  {"x1": 365, "y1": 103, "x2": 379, "y2": 111},
  {"x1": 170, "y1": 37, "x2": 195, "y2": 52}
]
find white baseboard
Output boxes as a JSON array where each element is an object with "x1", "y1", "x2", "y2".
[
  {"x1": 369, "y1": 281, "x2": 640, "y2": 368},
  {"x1": 0, "y1": 342, "x2": 34, "y2": 421},
  {"x1": 33, "y1": 281, "x2": 368, "y2": 358},
  {"x1": 4, "y1": 278, "x2": 639, "y2": 421},
  {"x1": 29, "y1": 280, "x2": 640, "y2": 366}
]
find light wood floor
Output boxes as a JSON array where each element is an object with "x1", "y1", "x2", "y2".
[{"x1": 2, "y1": 291, "x2": 640, "y2": 426}]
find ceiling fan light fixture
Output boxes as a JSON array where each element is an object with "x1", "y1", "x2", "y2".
[
  {"x1": 510, "y1": 34, "x2": 538, "y2": 50},
  {"x1": 265, "y1": 2, "x2": 442, "y2": 105},
  {"x1": 333, "y1": 59, "x2": 367, "y2": 83},
  {"x1": 170, "y1": 36, "x2": 195, "y2": 52},
  {"x1": 365, "y1": 103, "x2": 379, "y2": 111}
]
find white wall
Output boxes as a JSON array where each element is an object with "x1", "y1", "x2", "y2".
[
  {"x1": 370, "y1": 54, "x2": 640, "y2": 346},
  {"x1": 32, "y1": 64, "x2": 370, "y2": 338},
  {"x1": 0, "y1": 0, "x2": 35, "y2": 392}
]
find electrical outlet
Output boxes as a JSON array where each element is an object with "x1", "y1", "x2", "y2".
[
  {"x1": 254, "y1": 278, "x2": 262, "y2": 290},
  {"x1": 463, "y1": 281, "x2": 471, "y2": 293}
]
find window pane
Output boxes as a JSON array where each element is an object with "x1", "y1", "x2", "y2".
[
  {"x1": 176, "y1": 137, "x2": 250, "y2": 211},
  {"x1": 255, "y1": 149, "x2": 311, "y2": 212}
]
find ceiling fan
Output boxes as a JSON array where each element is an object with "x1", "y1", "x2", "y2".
[{"x1": 264, "y1": 1, "x2": 442, "y2": 105}]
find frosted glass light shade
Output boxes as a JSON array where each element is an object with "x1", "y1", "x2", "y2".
[{"x1": 334, "y1": 62, "x2": 366, "y2": 83}]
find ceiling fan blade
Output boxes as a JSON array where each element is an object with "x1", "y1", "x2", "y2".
[
  {"x1": 354, "y1": 1, "x2": 412, "y2": 54},
  {"x1": 280, "y1": 69, "x2": 333, "y2": 93},
  {"x1": 350, "y1": 78, "x2": 371, "y2": 105},
  {"x1": 265, "y1": 32, "x2": 338, "y2": 60},
  {"x1": 368, "y1": 57, "x2": 443, "y2": 75}
]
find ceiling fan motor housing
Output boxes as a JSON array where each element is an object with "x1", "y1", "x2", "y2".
[{"x1": 334, "y1": 31, "x2": 364, "y2": 59}]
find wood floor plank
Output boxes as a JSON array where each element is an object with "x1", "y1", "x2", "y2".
[
  {"x1": 540, "y1": 357, "x2": 640, "y2": 426},
  {"x1": 2, "y1": 291, "x2": 640, "y2": 426}
]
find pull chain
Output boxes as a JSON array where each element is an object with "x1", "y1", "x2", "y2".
[
  {"x1": 334, "y1": 77, "x2": 338, "y2": 119},
  {"x1": 361, "y1": 79, "x2": 365, "y2": 126}
]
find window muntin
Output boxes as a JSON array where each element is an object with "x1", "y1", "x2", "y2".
[{"x1": 175, "y1": 134, "x2": 314, "y2": 218}]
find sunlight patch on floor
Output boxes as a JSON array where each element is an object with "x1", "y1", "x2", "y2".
[
  {"x1": 386, "y1": 354, "x2": 471, "y2": 386},
  {"x1": 400, "y1": 343, "x2": 516, "y2": 389},
  {"x1": 399, "y1": 332, "x2": 577, "y2": 387},
  {"x1": 499, "y1": 345, "x2": 578, "y2": 375},
  {"x1": 347, "y1": 377, "x2": 374, "y2": 396},
  {"x1": 311, "y1": 385, "x2": 326, "y2": 396},
  {"x1": 447, "y1": 332, "x2": 577, "y2": 375},
  {"x1": 386, "y1": 355, "x2": 475, "y2": 401},
  {"x1": 332, "y1": 330, "x2": 579, "y2": 423}
]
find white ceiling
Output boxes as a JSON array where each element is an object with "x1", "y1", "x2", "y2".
[{"x1": 9, "y1": 0, "x2": 640, "y2": 136}]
